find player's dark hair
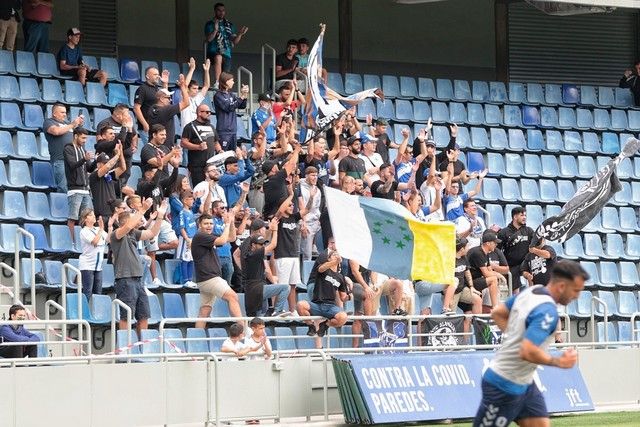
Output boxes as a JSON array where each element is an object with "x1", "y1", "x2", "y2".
[{"x1": 551, "y1": 260, "x2": 589, "y2": 282}]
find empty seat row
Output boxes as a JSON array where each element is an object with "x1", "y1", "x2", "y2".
[
  {"x1": 523, "y1": 105, "x2": 640, "y2": 131},
  {"x1": 567, "y1": 290, "x2": 640, "y2": 321},
  {"x1": 0, "y1": 159, "x2": 54, "y2": 193}
]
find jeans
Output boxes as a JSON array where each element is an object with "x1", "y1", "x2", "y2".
[
  {"x1": 81, "y1": 270, "x2": 103, "y2": 301},
  {"x1": 257, "y1": 284, "x2": 290, "y2": 315},
  {"x1": 414, "y1": 281, "x2": 446, "y2": 312},
  {"x1": 22, "y1": 19, "x2": 49, "y2": 53},
  {"x1": 52, "y1": 160, "x2": 67, "y2": 193},
  {"x1": 219, "y1": 256, "x2": 233, "y2": 285},
  {"x1": 300, "y1": 222, "x2": 323, "y2": 261}
]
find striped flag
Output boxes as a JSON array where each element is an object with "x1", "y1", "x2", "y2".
[{"x1": 324, "y1": 187, "x2": 456, "y2": 284}]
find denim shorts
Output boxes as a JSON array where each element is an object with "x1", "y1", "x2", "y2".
[
  {"x1": 114, "y1": 277, "x2": 150, "y2": 321},
  {"x1": 308, "y1": 301, "x2": 343, "y2": 320},
  {"x1": 67, "y1": 192, "x2": 93, "y2": 221}
]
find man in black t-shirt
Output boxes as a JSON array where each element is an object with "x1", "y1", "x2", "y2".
[
  {"x1": 275, "y1": 39, "x2": 298, "y2": 83},
  {"x1": 147, "y1": 73, "x2": 190, "y2": 148},
  {"x1": 140, "y1": 124, "x2": 182, "y2": 180},
  {"x1": 369, "y1": 162, "x2": 400, "y2": 200},
  {"x1": 180, "y1": 104, "x2": 220, "y2": 186},
  {"x1": 239, "y1": 218, "x2": 290, "y2": 317},
  {"x1": 89, "y1": 148, "x2": 126, "y2": 224},
  {"x1": 338, "y1": 135, "x2": 366, "y2": 180},
  {"x1": 191, "y1": 213, "x2": 242, "y2": 328},
  {"x1": 297, "y1": 250, "x2": 349, "y2": 337},
  {"x1": 262, "y1": 142, "x2": 301, "y2": 218},
  {"x1": 133, "y1": 66, "x2": 169, "y2": 141},
  {"x1": 520, "y1": 238, "x2": 557, "y2": 287},
  {"x1": 497, "y1": 206, "x2": 535, "y2": 293},
  {"x1": 451, "y1": 238, "x2": 482, "y2": 337},
  {"x1": 96, "y1": 103, "x2": 138, "y2": 188},
  {"x1": 370, "y1": 118, "x2": 396, "y2": 164},
  {"x1": 466, "y1": 231, "x2": 500, "y2": 309}
]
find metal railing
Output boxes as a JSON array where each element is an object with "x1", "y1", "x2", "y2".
[
  {"x1": 261, "y1": 43, "x2": 276, "y2": 93},
  {"x1": 0, "y1": 262, "x2": 19, "y2": 305},
  {"x1": 591, "y1": 295, "x2": 609, "y2": 347},
  {"x1": 14, "y1": 227, "x2": 35, "y2": 315},
  {"x1": 0, "y1": 318, "x2": 91, "y2": 358},
  {"x1": 237, "y1": 65, "x2": 253, "y2": 138},
  {"x1": 61, "y1": 262, "x2": 82, "y2": 346},
  {"x1": 110, "y1": 298, "x2": 132, "y2": 361}
]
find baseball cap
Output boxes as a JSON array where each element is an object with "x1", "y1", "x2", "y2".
[
  {"x1": 258, "y1": 93, "x2": 274, "y2": 102},
  {"x1": 426, "y1": 136, "x2": 436, "y2": 147},
  {"x1": 361, "y1": 134, "x2": 378, "y2": 144},
  {"x1": 250, "y1": 235, "x2": 269, "y2": 245},
  {"x1": 482, "y1": 231, "x2": 501, "y2": 244},
  {"x1": 95, "y1": 153, "x2": 109, "y2": 164},
  {"x1": 158, "y1": 88, "x2": 174, "y2": 97},
  {"x1": 261, "y1": 160, "x2": 278, "y2": 175},
  {"x1": 67, "y1": 28, "x2": 82, "y2": 37},
  {"x1": 249, "y1": 219, "x2": 268, "y2": 231},
  {"x1": 456, "y1": 237, "x2": 468, "y2": 251},
  {"x1": 374, "y1": 118, "x2": 389, "y2": 126},
  {"x1": 347, "y1": 135, "x2": 362, "y2": 145}
]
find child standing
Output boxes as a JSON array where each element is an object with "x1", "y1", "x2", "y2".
[
  {"x1": 244, "y1": 317, "x2": 273, "y2": 360},
  {"x1": 177, "y1": 190, "x2": 198, "y2": 288}
]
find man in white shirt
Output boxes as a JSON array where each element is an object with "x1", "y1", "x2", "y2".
[
  {"x1": 358, "y1": 133, "x2": 383, "y2": 181},
  {"x1": 298, "y1": 166, "x2": 323, "y2": 260},
  {"x1": 180, "y1": 57, "x2": 211, "y2": 129},
  {"x1": 193, "y1": 163, "x2": 227, "y2": 209},
  {"x1": 455, "y1": 198, "x2": 487, "y2": 248}
]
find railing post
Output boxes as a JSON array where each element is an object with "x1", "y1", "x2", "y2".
[
  {"x1": 110, "y1": 299, "x2": 132, "y2": 361},
  {"x1": 261, "y1": 43, "x2": 276, "y2": 93},
  {"x1": 15, "y1": 228, "x2": 35, "y2": 316},
  {"x1": 591, "y1": 296, "x2": 608, "y2": 348},
  {"x1": 61, "y1": 263, "x2": 82, "y2": 347},
  {"x1": 0, "y1": 262, "x2": 19, "y2": 305},
  {"x1": 237, "y1": 66, "x2": 254, "y2": 137},
  {"x1": 45, "y1": 300, "x2": 67, "y2": 357}
]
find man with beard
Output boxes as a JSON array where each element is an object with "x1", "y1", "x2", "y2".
[
  {"x1": 193, "y1": 163, "x2": 227, "y2": 208},
  {"x1": 133, "y1": 66, "x2": 169, "y2": 143},
  {"x1": 338, "y1": 135, "x2": 366, "y2": 181},
  {"x1": 262, "y1": 142, "x2": 301, "y2": 219},
  {"x1": 181, "y1": 103, "x2": 220, "y2": 187},
  {"x1": 367, "y1": 117, "x2": 396, "y2": 164},
  {"x1": 96, "y1": 103, "x2": 138, "y2": 191},
  {"x1": 140, "y1": 124, "x2": 182, "y2": 180},
  {"x1": 147, "y1": 73, "x2": 190, "y2": 149},
  {"x1": 497, "y1": 207, "x2": 535, "y2": 294}
]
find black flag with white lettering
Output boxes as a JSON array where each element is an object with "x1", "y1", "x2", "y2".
[
  {"x1": 421, "y1": 316, "x2": 465, "y2": 347},
  {"x1": 532, "y1": 138, "x2": 640, "y2": 246},
  {"x1": 472, "y1": 316, "x2": 503, "y2": 345}
]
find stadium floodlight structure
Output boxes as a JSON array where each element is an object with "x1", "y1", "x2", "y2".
[{"x1": 396, "y1": 0, "x2": 640, "y2": 15}]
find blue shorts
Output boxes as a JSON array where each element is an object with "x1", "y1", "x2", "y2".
[
  {"x1": 308, "y1": 301, "x2": 343, "y2": 320},
  {"x1": 473, "y1": 379, "x2": 548, "y2": 426},
  {"x1": 114, "y1": 277, "x2": 150, "y2": 321},
  {"x1": 67, "y1": 192, "x2": 93, "y2": 221}
]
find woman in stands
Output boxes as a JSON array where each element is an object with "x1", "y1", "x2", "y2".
[
  {"x1": 213, "y1": 72, "x2": 248, "y2": 152},
  {"x1": 78, "y1": 208, "x2": 109, "y2": 301}
]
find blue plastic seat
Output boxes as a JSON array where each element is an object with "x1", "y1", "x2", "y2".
[
  {"x1": 274, "y1": 327, "x2": 296, "y2": 351},
  {"x1": 393, "y1": 99, "x2": 412, "y2": 122},
  {"x1": 471, "y1": 81, "x2": 489, "y2": 102},
  {"x1": 545, "y1": 84, "x2": 563, "y2": 105},
  {"x1": 67, "y1": 293, "x2": 109, "y2": 324},
  {"x1": 23, "y1": 223, "x2": 61, "y2": 254},
  {"x1": 0, "y1": 50, "x2": 16, "y2": 74},
  {"x1": 382, "y1": 75, "x2": 400, "y2": 98},
  {"x1": 449, "y1": 102, "x2": 467, "y2": 123},
  {"x1": 163, "y1": 293, "x2": 186, "y2": 319},
  {"x1": 0, "y1": 130, "x2": 15, "y2": 158},
  {"x1": 527, "y1": 130, "x2": 545, "y2": 153},
  {"x1": 613, "y1": 181, "x2": 632, "y2": 206},
  {"x1": 37, "y1": 52, "x2": 66, "y2": 78},
  {"x1": 455, "y1": 126, "x2": 470, "y2": 149},
  {"x1": 576, "y1": 108, "x2": 594, "y2": 129},
  {"x1": 605, "y1": 234, "x2": 633, "y2": 261},
  {"x1": 478, "y1": 178, "x2": 501, "y2": 202},
  {"x1": 580, "y1": 85, "x2": 597, "y2": 105},
  {"x1": 1, "y1": 190, "x2": 28, "y2": 221},
  {"x1": 48, "y1": 192, "x2": 69, "y2": 221},
  {"x1": 186, "y1": 328, "x2": 209, "y2": 353},
  {"x1": 294, "y1": 326, "x2": 316, "y2": 350},
  {"x1": 544, "y1": 130, "x2": 562, "y2": 152},
  {"x1": 627, "y1": 234, "x2": 640, "y2": 258},
  {"x1": 23, "y1": 104, "x2": 44, "y2": 131},
  {"x1": 576, "y1": 156, "x2": 596, "y2": 179},
  {"x1": 18, "y1": 77, "x2": 42, "y2": 102},
  {"x1": 431, "y1": 101, "x2": 449, "y2": 123},
  {"x1": 500, "y1": 179, "x2": 520, "y2": 202},
  {"x1": 412, "y1": 100, "x2": 430, "y2": 123},
  {"x1": 539, "y1": 179, "x2": 558, "y2": 203},
  {"x1": 466, "y1": 103, "x2": 485, "y2": 126},
  {"x1": 508, "y1": 82, "x2": 525, "y2": 103},
  {"x1": 145, "y1": 293, "x2": 163, "y2": 326},
  {"x1": 119, "y1": 59, "x2": 140, "y2": 83},
  {"x1": 453, "y1": 80, "x2": 471, "y2": 101},
  {"x1": 627, "y1": 110, "x2": 640, "y2": 131},
  {"x1": 15, "y1": 51, "x2": 37, "y2": 76},
  {"x1": 632, "y1": 182, "x2": 640, "y2": 204},
  {"x1": 435, "y1": 79, "x2": 453, "y2": 100},
  {"x1": 0, "y1": 102, "x2": 24, "y2": 129},
  {"x1": 32, "y1": 161, "x2": 55, "y2": 190},
  {"x1": 0, "y1": 75, "x2": 19, "y2": 100},
  {"x1": 484, "y1": 104, "x2": 501, "y2": 126},
  {"x1": 363, "y1": 74, "x2": 380, "y2": 91},
  {"x1": 562, "y1": 84, "x2": 579, "y2": 104},
  {"x1": 107, "y1": 83, "x2": 129, "y2": 107},
  {"x1": 489, "y1": 81, "x2": 507, "y2": 103},
  {"x1": 558, "y1": 107, "x2": 576, "y2": 129},
  {"x1": 563, "y1": 131, "x2": 581, "y2": 153},
  {"x1": 610, "y1": 109, "x2": 628, "y2": 131},
  {"x1": 618, "y1": 290, "x2": 639, "y2": 317},
  {"x1": 617, "y1": 157, "x2": 633, "y2": 180},
  {"x1": 525, "y1": 204, "x2": 544, "y2": 230},
  {"x1": 598, "y1": 86, "x2": 615, "y2": 107},
  {"x1": 207, "y1": 328, "x2": 227, "y2": 352},
  {"x1": 115, "y1": 330, "x2": 140, "y2": 355},
  {"x1": 376, "y1": 99, "x2": 395, "y2": 121},
  {"x1": 15, "y1": 131, "x2": 43, "y2": 160},
  {"x1": 540, "y1": 107, "x2": 558, "y2": 128},
  {"x1": 128, "y1": 84, "x2": 138, "y2": 107},
  {"x1": 563, "y1": 235, "x2": 588, "y2": 260},
  {"x1": 470, "y1": 127, "x2": 488, "y2": 149},
  {"x1": 163, "y1": 328, "x2": 186, "y2": 353},
  {"x1": 41, "y1": 78, "x2": 63, "y2": 103},
  {"x1": 594, "y1": 290, "x2": 619, "y2": 319},
  {"x1": 8, "y1": 160, "x2": 44, "y2": 190},
  {"x1": 356, "y1": 98, "x2": 375, "y2": 120},
  {"x1": 504, "y1": 153, "x2": 525, "y2": 177},
  {"x1": 327, "y1": 72, "x2": 344, "y2": 94},
  {"x1": 526, "y1": 83, "x2": 545, "y2": 105},
  {"x1": 582, "y1": 132, "x2": 600, "y2": 153},
  {"x1": 399, "y1": 76, "x2": 417, "y2": 98},
  {"x1": 82, "y1": 55, "x2": 98, "y2": 71},
  {"x1": 520, "y1": 179, "x2": 540, "y2": 203},
  {"x1": 539, "y1": 155, "x2": 560, "y2": 178},
  {"x1": 522, "y1": 106, "x2": 540, "y2": 127},
  {"x1": 593, "y1": 109, "x2": 611, "y2": 130},
  {"x1": 503, "y1": 105, "x2": 524, "y2": 127},
  {"x1": 84, "y1": 82, "x2": 107, "y2": 107},
  {"x1": 615, "y1": 87, "x2": 634, "y2": 108},
  {"x1": 25, "y1": 192, "x2": 51, "y2": 222},
  {"x1": 485, "y1": 204, "x2": 504, "y2": 228},
  {"x1": 617, "y1": 321, "x2": 634, "y2": 342},
  {"x1": 507, "y1": 129, "x2": 525, "y2": 151},
  {"x1": 619, "y1": 207, "x2": 640, "y2": 232},
  {"x1": 183, "y1": 293, "x2": 200, "y2": 318},
  {"x1": 584, "y1": 234, "x2": 608, "y2": 260},
  {"x1": 51, "y1": 223, "x2": 80, "y2": 254},
  {"x1": 466, "y1": 152, "x2": 485, "y2": 173},
  {"x1": 344, "y1": 73, "x2": 363, "y2": 95}
]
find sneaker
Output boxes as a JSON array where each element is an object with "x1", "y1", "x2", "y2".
[
  {"x1": 213, "y1": 81, "x2": 219, "y2": 90},
  {"x1": 442, "y1": 307, "x2": 455, "y2": 315},
  {"x1": 306, "y1": 324, "x2": 317, "y2": 336},
  {"x1": 290, "y1": 310, "x2": 299, "y2": 317},
  {"x1": 275, "y1": 310, "x2": 292, "y2": 317},
  {"x1": 152, "y1": 278, "x2": 163, "y2": 287},
  {"x1": 184, "y1": 280, "x2": 198, "y2": 289},
  {"x1": 317, "y1": 321, "x2": 328, "y2": 337},
  {"x1": 264, "y1": 307, "x2": 275, "y2": 317},
  {"x1": 392, "y1": 308, "x2": 408, "y2": 316}
]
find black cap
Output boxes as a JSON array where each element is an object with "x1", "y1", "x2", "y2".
[
  {"x1": 347, "y1": 135, "x2": 362, "y2": 145},
  {"x1": 249, "y1": 219, "x2": 268, "y2": 231},
  {"x1": 224, "y1": 156, "x2": 238, "y2": 166},
  {"x1": 456, "y1": 237, "x2": 468, "y2": 251},
  {"x1": 250, "y1": 235, "x2": 268, "y2": 245},
  {"x1": 258, "y1": 93, "x2": 273, "y2": 102},
  {"x1": 482, "y1": 231, "x2": 501, "y2": 244},
  {"x1": 67, "y1": 27, "x2": 82, "y2": 37},
  {"x1": 261, "y1": 160, "x2": 278, "y2": 175}
]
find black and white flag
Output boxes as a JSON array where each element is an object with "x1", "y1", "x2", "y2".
[{"x1": 533, "y1": 137, "x2": 640, "y2": 245}]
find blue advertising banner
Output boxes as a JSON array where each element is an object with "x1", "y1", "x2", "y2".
[{"x1": 334, "y1": 351, "x2": 593, "y2": 424}]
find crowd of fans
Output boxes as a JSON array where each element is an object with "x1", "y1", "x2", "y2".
[{"x1": 1, "y1": 2, "x2": 570, "y2": 357}]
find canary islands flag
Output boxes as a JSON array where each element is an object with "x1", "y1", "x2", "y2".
[{"x1": 324, "y1": 187, "x2": 456, "y2": 284}]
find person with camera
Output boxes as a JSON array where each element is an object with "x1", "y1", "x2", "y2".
[{"x1": 214, "y1": 72, "x2": 249, "y2": 152}]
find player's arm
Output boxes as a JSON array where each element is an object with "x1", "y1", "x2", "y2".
[
  {"x1": 519, "y1": 304, "x2": 577, "y2": 368},
  {"x1": 490, "y1": 303, "x2": 510, "y2": 332}
]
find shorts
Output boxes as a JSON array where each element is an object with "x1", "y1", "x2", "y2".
[
  {"x1": 473, "y1": 276, "x2": 489, "y2": 292},
  {"x1": 197, "y1": 276, "x2": 230, "y2": 307},
  {"x1": 308, "y1": 301, "x2": 343, "y2": 319},
  {"x1": 473, "y1": 379, "x2": 547, "y2": 426},
  {"x1": 144, "y1": 220, "x2": 177, "y2": 253},
  {"x1": 275, "y1": 257, "x2": 301, "y2": 285},
  {"x1": 61, "y1": 68, "x2": 101, "y2": 81},
  {"x1": 452, "y1": 287, "x2": 476, "y2": 311},
  {"x1": 67, "y1": 192, "x2": 93, "y2": 221},
  {"x1": 176, "y1": 236, "x2": 193, "y2": 261},
  {"x1": 351, "y1": 282, "x2": 365, "y2": 314},
  {"x1": 114, "y1": 277, "x2": 150, "y2": 321}
]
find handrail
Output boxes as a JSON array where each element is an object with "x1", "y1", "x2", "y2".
[
  {"x1": 44, "y1": 299, "x2": 67, "y2": 357},
  {"x1": 0, "y1": 262, "x2": 19, "y2": 305},
  {"x1": 110, "y1": 298, "x2": 132, "y2": 361},
  {"x1": 591, "y1": 295, "x2": 608, "y2": 348},
  {"x1": 261, "y1": 43, "x2": 276, "y2": 93},
  {"x1": 237, "y1": 65, "x2": 253, "y2": 139},
  {"x1": 15, "y1": 227, "x2": 35, "y2": 317},
  {"x1": 0, "y1": 318, "x2": 91, "y2": 358},
  {"x1": 61, "y1": 262, "x2": 82, "y2": 346},
  {"x1": 631, "y1": 312, "x2": 640, "y2": 347},
  {"x1": 477, "y1": 205, "x2": 490, "y2": 228}
]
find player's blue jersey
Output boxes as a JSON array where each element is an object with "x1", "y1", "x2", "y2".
[{"x1": 485, "y1": 285, "x2": 559, "y2": 395}]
